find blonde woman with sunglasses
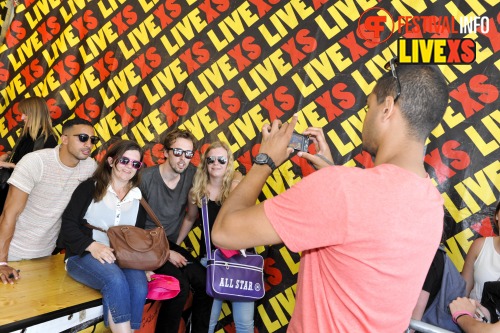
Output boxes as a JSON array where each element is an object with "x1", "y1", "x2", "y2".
[{"x1": 176, "y1": 141, "x2": 250, "y2": 333}]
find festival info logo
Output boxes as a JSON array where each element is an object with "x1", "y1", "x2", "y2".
[{"x1": 357, "y1": 8, "x2": 487, "y2": 64}]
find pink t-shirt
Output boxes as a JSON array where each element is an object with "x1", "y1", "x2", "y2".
[{"x1": 264, "y1": 164, "x2": 443, "y2": 333}]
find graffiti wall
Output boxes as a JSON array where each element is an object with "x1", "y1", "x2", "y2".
[{"x1": 0, "y1": 0, "x2": 498, "y2": 331}]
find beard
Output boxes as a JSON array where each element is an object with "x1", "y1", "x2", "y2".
[{"x1": 169, "y1": 158, "x2": 187, "y2": 174}]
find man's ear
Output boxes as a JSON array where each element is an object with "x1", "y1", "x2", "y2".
[
  {"x1": 60, "y1": 134, "x2": 69, "y2": 145},
  {"x1": 382, "y1": 96, "x2": 397, "y2": 121}
]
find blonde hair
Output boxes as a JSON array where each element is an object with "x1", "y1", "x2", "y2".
[
  {"x1": 191, "y1": 141, "x2": 235, "y2": 207},
  {"x1": 19, "y1": 97, "x2": 56, "y2": 142}
]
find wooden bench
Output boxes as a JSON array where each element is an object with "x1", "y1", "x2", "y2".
[{"x1": 0, "y1": 254, "x2": 105, "y2": 333}]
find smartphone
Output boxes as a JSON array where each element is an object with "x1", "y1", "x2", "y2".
[{"x1": 288, "y1": 132, "x2": 310, "y2": 152}]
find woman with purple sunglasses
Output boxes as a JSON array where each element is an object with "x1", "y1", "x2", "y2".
[{"x1": 60, "y1": 140, "x2": 148, "y2": 333}]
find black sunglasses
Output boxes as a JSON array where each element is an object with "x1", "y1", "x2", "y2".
[
  {"x1": 206, "y1": 156, "x2": 227, "y2": 165},
  {"x1": 384, "y1": 57, "x2": 401, "y2": 102},
  {"x1": 166, "y1": 148, "x2": 194, "y2": 159},
  {"x1": 118, "y1": 157, "x2": 143, "y2": 170},
  {"x1": 73, "y1": 134, "x2": 100, "y2": 145}
]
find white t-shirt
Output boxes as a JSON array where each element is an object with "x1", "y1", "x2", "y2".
[
  {"x1": 85, "y1": 186, "x2": 142, "y2": 247},
  {"x1": 470, "y1": 237, "x2": 500, "y2": 300},
  {"x1": 7, "y1": 146, "x2": 96, "y2": 260}
]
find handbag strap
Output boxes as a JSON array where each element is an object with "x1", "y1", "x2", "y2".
[
  {"x1": 140, "y1": 198, "x2": 164, "y2": 229},
  {"x1": 201, "y1": 197, "x2": 214, "y2": 260},
  {"x1": 85, "y1": 197, "x2": 164, "y2": 233}
]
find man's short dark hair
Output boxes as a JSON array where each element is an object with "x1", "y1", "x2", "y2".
[
  {"x1": 62, "y1": 118, "x2": 93, "y2": 134},
  {"x1": 373, "y1": 64, "x2": 448, "y2": 141},
  {"x1": 161, "y1": 128, "x2": 196, "y2": 149}
]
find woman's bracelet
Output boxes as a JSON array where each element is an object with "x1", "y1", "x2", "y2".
[
  {"x1": 0, "y1": 262, "x2": 8, "y2": 266},
  {"x1": 452, "y1": 310, "x2": 474, "y2": 324}
]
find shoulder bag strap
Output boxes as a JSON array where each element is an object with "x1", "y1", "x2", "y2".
[
  {"x1": 33, "y1": 135, "x2": 46, "y2": 151},
  {"x1": 201, "y1": 197, "x2": 213, "y2": 260},
  {"x1": 85, "y1": 198, "x2": 164, "y2": 232},
  {"x1": 85, "y1": 223, "x2": 106, "y2": 233},
  {"x1": 140, "y1": 198, "x2": 164, "y2": 229},
  {"x1": 7, "y1": 133, "x2": 25, "y2": 163}
]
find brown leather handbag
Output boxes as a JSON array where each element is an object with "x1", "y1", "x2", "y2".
[{"x1": 87, "y1": 198, "x2": 169, "y2": 271}]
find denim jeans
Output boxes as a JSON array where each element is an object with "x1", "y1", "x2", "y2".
[
  {"x1": 66, "y1": 254, "x2": 148, "y2": 329},
  {"x1": 208, "y1": 299, "x2": 255, "y2": 333}
]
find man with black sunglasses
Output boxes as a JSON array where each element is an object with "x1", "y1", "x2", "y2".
[
  {"x1": 213, "y1": 62, "x2": 449, "y2": 332},
  {"x1": 0, "y1": 118, "x2": 97, "y2": 284},
  {"x1": 140, "y1": 128, "x2": 212, "y2": 333}
]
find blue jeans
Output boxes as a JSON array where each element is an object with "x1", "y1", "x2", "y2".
[
  {"x1": 208, "y1": 299, "x2": 254, "y2": 333},
  {"x1": 66, "y1": 254, "x2": 148, "y2": 329}
]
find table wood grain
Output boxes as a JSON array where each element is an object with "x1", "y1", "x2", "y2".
[{"x1": 0, "y1": 254, "x2": 102, "y2": 326}]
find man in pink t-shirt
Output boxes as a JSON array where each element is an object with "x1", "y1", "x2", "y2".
[{"x1": 212, "y1": 61, "x2": 449, "y2": 332}]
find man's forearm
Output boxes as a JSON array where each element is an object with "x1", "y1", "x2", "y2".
[
  {"x1": 457, "y1": 315, "x2": 494, "y2": 333},
  {"x1": 0, "y1": 216, "x2": 15, "y2": 261},
  {"x1": 218, "y1": 164, "x2": 271, "y2": 219}
]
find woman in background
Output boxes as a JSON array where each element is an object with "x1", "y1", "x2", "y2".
[
  {"x1": 0, "y1": 96, "x2": 58, "y2": 211},
  {"x1": 461, "y1": 200, "x2": 500, "y2": 301},
  {"x1": 60, "y1": 140, "x2": 148, "y2": 333},
  {"x1": 176, "y1": 141, "x2": 252, "y2": 333}
]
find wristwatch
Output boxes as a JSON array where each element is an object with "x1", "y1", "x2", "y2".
[{"x1": 253, "y1": 153, "x2": 276, "y2": 171}]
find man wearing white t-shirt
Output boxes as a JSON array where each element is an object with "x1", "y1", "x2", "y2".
[{"x1": 0, "y1": 118, "x2": 97, "y2": 284}]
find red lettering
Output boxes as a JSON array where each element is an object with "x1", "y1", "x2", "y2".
[
  {"x1": 6, "y1": 21, "x2": 25, "y2": 47},
  {"x1": 53, "y1": 60, "x2": 72, "y2": 83},
  {"x1": 93, "y1": 51, "x2": 118, "y2": 81},
  {"x1": 312, "y1": 0, "x2": 328, "y2": 10},
  {"x1": 459, "y1": 39, "x2": 476, "y2": 64},
  {"x1": 111, "y1": 5, "x2": 137, "y2": 35},
  {"x1": 133, "y1": 54, "x2": 153, "y2": 79},
  {"x1": 159, "y1": 93, "x2": 188, "y2": 126},
  {"x1": 339, "y1": 31, "x2": 367, "y2": 62},
  {"x1": 469, "y1": 74, "x2": 499, "y2": 104},
  {"x1": 221, "y1": 89, "x2": 240, "y2": 114},
  {"x1": 72, "y1": 10, "x2": 98, "y2": 39},
  {"x1": 127, "y1": 95, "x2": 142, "y2": 118},
  {"x1": 143, "y1": 143, "x2": 165, "y2": 167},
  {"x1": 316, "y1": 91, "x2": 343, "y2": 121},
  {"x1": 450, "y1": 83, "x2": 484, "y2": 118},
  {"x1": 446, "y1": 39, "x2": 462, "y2": 63},
  {"x1": 424, "y1": 140, "x2": 469, "y2": 183},
  {"x1": 179, "y1": 42, "x2": 209, "y2": 74},
  {"x1": 114, "y1": 102, "x2": 135, "y2": 127},
  {"x1": 74, "y1": 97, "x2": 100, "y2": 121},
  {"x1": 481, "y1": 16, "x2": 500, "y2": 52},
  {"x1": 248, "y1": 0, "x2": 278, "y2": 18},
  {"x1": 46, "y1": 98, "x2": 62, "y2": 120},
  {"x1": 199, "y1": 0, "x2": 222, "y2": 23},
  {"x1": 353, "y1": 151, "x2": 374, "y2": 169},
  {"x1": 259, "y1": 86, "x2": 294, "y2": 121},
  {"x1": 264, "y1": 257, "x2": 282, "y2": 292},
  {"x1": 228, "y1": 37, "x2": 261, "y2": 72},
  {"x1": 441, "y1": 140, "x2": 470, "y2": 171},
  {"x1": 0, "y1": 62, "x2": 9, "y2": 82},
  {"x1": 470, "y1": 217, "x2": 496, "y2": 237}
]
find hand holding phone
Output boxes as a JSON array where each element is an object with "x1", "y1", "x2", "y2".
[{"x1": 288, "y1": 132, "x2": 310, "y2": 152}]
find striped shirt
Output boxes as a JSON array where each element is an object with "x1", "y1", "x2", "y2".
[{"x1": 7, "y1": 146, "x2": 96, "y2": 260}]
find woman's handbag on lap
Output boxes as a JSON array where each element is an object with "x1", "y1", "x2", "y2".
[
  {"x1": 87, "y1": 198, "x2": 169, "y2": 271},
  {"x1": 202, "y1": 197, "x2": 265, "y2": 302}
]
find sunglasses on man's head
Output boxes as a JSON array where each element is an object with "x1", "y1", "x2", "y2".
[
  {"x1": 166, "y1": 148, "x2": 194, "y2": 159},
  {"x1": 74, "y1": 134, "x2": 100, "y2": 145},
  {"x1": 206, "y1": 156, "x2": 227, "y2": 165},
  {"x1": 383, "y1": 56, "x2": 401, "y2": 102},
  {"x1": 118, "y1": 157, "x2": 143, "y2": 170}
]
